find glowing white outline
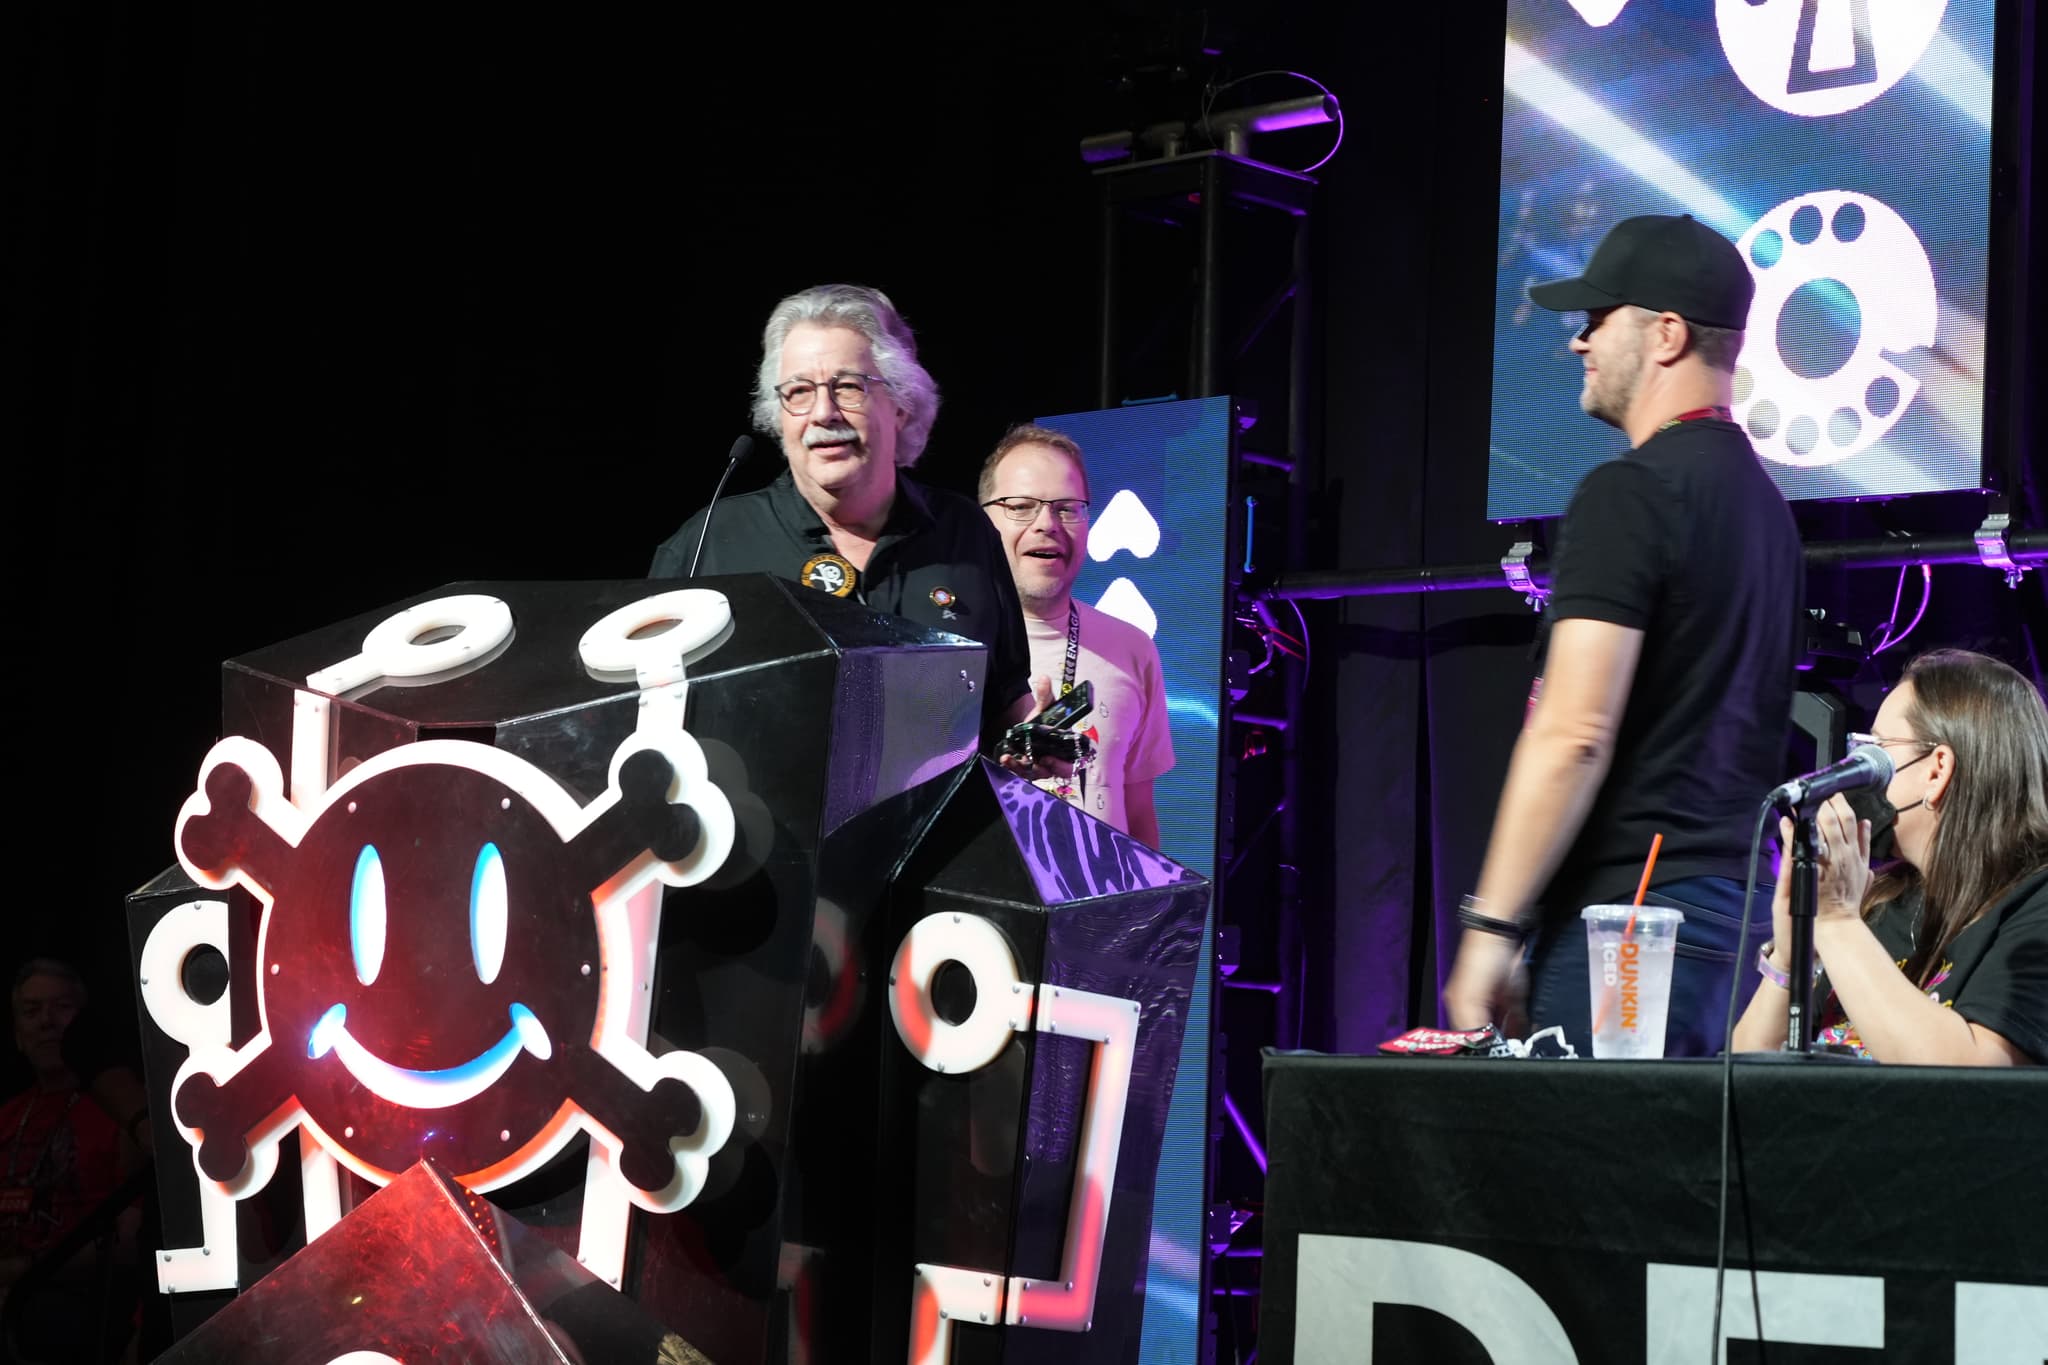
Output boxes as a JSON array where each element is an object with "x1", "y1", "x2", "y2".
[
  {"x1": 171, "y1": 731, "x2": 736, "y2": 1207},
  {"x1": 308, "y1": 1001, "x2": 553, "y2": 1110},
  {"x1": 902, "y1": 975, "x2": 1142, "y2": 1355},
  {"x1": 470, "y1": 841, "x2": 508, "y2": 985}
]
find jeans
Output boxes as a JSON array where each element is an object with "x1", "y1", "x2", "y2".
[{"x1": 1525, "y1": 874, "x2": 1771, "y2": 1058}]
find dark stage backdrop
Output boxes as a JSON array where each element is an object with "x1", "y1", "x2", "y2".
[
  {"x1": 15, "y1": 0, "x2": 2045, "y2": 1147},
  {"x1": 14, "y1": 4, "x2": 1107, "y2": 1002}
]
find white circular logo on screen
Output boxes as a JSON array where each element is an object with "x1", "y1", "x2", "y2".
[
  {"x1": 1716, "y1": 0, "x2": 1947, "y2": 117},
  {"x1": 1732, "y1": 190, "x2": 1936, "y2": 468}
]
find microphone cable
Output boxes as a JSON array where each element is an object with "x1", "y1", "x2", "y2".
[{"x1": 1709, "y1": 798, "x2": 1775, "y2": 1361}]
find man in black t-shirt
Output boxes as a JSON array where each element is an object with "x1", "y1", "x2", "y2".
[
  {"x1": 1444, "y1": 215, "x2": 1805, "y2": 1056},
  {"x1": 649, "y1": 284, "x2": 1037, "y2": 742}
]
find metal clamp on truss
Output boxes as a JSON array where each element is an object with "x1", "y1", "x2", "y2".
[
  {"x1": 1974, "y1": 511, "x2": 2030, "y2": 588},
  {"x1": 1501, "y1": 541, "x2": 1550, "y2": 612}
]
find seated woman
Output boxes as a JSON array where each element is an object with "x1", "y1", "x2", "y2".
[{"x1": 1734, "y1": 649, "x2": 2047, "y2": 1065}]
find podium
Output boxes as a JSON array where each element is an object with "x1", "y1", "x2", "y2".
[{"x1": 126, "y1": 576, "x2": 1208, "y2": 1363}]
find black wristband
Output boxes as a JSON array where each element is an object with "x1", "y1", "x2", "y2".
[{"x1": 1456, "y1": 894, "x2": 1534, "y2": 943}]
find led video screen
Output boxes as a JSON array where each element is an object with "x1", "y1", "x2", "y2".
[
  {"x1": 1037, "y1": 395, "x2": 1231, "y2": 1365},
  {"x1": 1489, "y1": 0, "x2": 1996, "y2": 522}
]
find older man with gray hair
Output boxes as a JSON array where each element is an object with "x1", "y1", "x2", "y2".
[{"x1": 650, "y1": 283, "x2": 1035, "y2": 737}]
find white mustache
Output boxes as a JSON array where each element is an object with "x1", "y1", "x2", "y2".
[{"x1": 804, "y1": 423, "x2": 860, "y2": 448}]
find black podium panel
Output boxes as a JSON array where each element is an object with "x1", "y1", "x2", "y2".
[
  {"x1": 639, "y1": 757, "x2": 979, "y2": 1360},
  {"x1": 1259, "y1": 1054, "x2": 2048, "y2": 1364},
  {"x1": 868, "y1": 759, "x2": 1211, "y2": 1365}
]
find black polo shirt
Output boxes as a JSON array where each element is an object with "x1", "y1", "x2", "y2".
[{"x1": 649, "y1": 468, "x2": 1033, "y2": 735}]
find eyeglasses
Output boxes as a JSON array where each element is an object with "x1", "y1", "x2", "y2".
[
  {"x1": 1848, "y1": 732, "x2": 1935, "y2": 753},
  {"x1": 774, "y1": 373, "x2": 891, "y2": 415},
  {"x1": 981, "y1": 496, "x2": 1090, "y2": 526}
]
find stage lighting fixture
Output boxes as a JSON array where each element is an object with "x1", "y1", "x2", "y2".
[
  {"x1": 1080, "y1": 92, "x2": 1339, "y2": 168},
  {"x1": 1207, "y1": 93, "x2": 1339, "y2": 155}
]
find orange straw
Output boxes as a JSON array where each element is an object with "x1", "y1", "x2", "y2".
[
  {"x1": 1593, "y1": 834, "x2": 1665, "y2": 1035},
  {"x1": 1625, "y1": 832, "x2": 1664, "y2": 933}
]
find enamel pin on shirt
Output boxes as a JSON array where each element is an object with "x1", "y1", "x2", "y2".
[{"x1": 800, "y1": 553, "x2": 858, "y2": 598}]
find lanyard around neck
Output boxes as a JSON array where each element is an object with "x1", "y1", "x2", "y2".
[{"x1": 1062, "y1": 603, "x2": 1081, "y2": 694}]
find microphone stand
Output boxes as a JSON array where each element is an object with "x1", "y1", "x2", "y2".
[
  {"x1": 1781, "y1": 804, "x2": 1820, "y2": 1053},
  {"x1": 687, "y1": 436, "x2": 754, "y2": 579},
  {"x1": 1760, "y1": 794, "x2": 1870, "y2": 1063}
]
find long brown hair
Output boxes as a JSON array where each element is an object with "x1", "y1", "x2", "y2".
[{"x1": 1867, "y1": 650, "x2": 2048, "y2": 986}]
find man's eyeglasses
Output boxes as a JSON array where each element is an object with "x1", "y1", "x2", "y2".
[
  {"x1": 774, "y1": 373, "x2": 891, "y2": 415},
  {"x1": 981, "y1": 496, "x2": 1090, "y2": 526}
]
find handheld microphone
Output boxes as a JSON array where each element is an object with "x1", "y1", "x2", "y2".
[
  {"x1": 1769, "y1": 743, "x2": 1894, "y2": 812},
  {"x1": 687, "y1": 435, "x2": 756, "y2": 579}
]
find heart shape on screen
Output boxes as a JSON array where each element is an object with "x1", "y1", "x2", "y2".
[
  {"x1": 1094, "y1": 577, "x2": 1158, "y2": 639},
  {"x1": 1565, "y1": 0, "x2": 1630, "y2": 26},
  {"x1": 1088, "y1": 489, "x2": 1161, "y2": 562}
]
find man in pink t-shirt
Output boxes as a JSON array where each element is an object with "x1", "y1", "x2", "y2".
[{"x1": 980, "y1": 424, "x2": 1175, "y2": 847}]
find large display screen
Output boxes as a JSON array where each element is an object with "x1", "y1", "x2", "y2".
[
  {"x1": 1489, "y1": 0, "x2": 1996, "y2": 521},
  {"x1": 1037, "y1": 395, "x2": 1231, "y2": 1365}
]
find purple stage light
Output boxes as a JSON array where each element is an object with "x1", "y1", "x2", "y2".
[{"x1": 1222, "y1": 1090, "x2": 1268, "y2": 1174}]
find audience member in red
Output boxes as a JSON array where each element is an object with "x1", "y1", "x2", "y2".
[{"x1": 0, "y1": 958, "x2": 135, "y2": 1360}]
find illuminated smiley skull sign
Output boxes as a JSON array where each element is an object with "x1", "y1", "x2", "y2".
[{"x1": 170, "y1": 729, "x2": 736, "y2": 1210}]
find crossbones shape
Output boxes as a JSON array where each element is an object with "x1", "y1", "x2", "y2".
[{"x1": 171, "y1": 732, "x2": 735, "y2": 1210}]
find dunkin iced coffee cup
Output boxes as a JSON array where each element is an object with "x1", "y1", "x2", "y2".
[{"x1": 1581, "y1": 905, "x2": 1685, "y2": 1058}]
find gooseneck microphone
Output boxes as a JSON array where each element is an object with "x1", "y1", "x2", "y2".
[
  {"x1": 1769, "y1": 743, "x2": 1895, "y2": 812},
  {"x1": 687, "y1": 435, "x2": 756, "y2": 579}
]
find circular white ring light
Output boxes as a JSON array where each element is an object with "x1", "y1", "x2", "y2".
[
  {"x1": 887, "y1": 912, "x2": 1025, "y2": 1075},
  {"x1": 578, "y1": 589, "x2": 732, "y2": 676},
  {"x1": 360, "y1": 594, "x2": 514, "y2": 678}
]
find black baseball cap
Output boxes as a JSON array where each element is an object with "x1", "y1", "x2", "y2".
[{"x1": 1527, "y1": 214, "x2": 1754, "y2": 330}]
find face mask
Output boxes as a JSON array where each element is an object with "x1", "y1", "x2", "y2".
[
  {"x1": 1842, "y1": 748, "x2": 1931, "y2": 863},
  {"x1": 1843, "y1": 785, "x2": 1904, "y2": 863}
]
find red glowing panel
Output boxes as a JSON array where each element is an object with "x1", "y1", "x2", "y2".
[
  {"x1": 152, "y1": 1161, "x2": 667, "y2": 1364},
  {"x1": 169, "y1": 735, "x2": 734, "y2": 1210}
]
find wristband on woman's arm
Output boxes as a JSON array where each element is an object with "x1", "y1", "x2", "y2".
[{"x1": 1755, "y1": 941, "x2": 1822, "y2": 990}]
